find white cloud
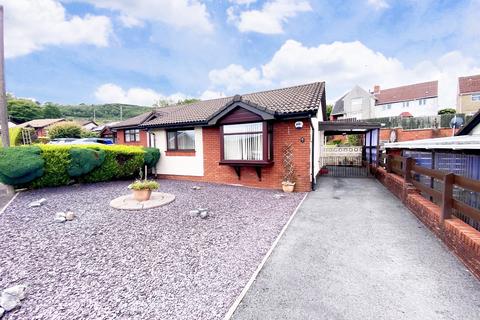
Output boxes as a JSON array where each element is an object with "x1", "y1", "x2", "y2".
[
  {"x1": 229, "y1": 0, "x2": 258, "y2": 5},
  {"x1": 199, "y1": 90, "x2": 226, "y2": 100},
  {"x1": 208, "y1": 64, "x2": 271, "y2": 92},
  {"x1": 80, "y1": 0, "x2": 213, "y2": 32},
  {"x1": 207, "y1": 40, "x2": 480, "y2": 107},
  {"x1": 228, "y1": 0, "x2": 312, "y2": 34},
  {"x1": 94, "y1": 83, "x2": 187, "y2": 106},
  {"x1": 367, "y1": 0, "x2": 389, "y2": 10},
  {"x1": 3, "y1": 0, "x2": 112, "y2": 58}
]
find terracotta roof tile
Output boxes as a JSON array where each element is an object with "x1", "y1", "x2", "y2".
[
  {"x1": 142, "y1": 82, "x2": 325, "y2": 127},
  {"x1": 458, "y1": 74, "x2": 480, "y2": 95},
  {"x1": 375, "y1": 81, "x2": 438, "y2": 105},
  {"x1": 19, "y1": 118, "x2": 65, "y2": 128}
]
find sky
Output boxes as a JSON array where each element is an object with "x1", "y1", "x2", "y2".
[{"x1": 2, "y1": 0, "x2": 480, "y2": 107}]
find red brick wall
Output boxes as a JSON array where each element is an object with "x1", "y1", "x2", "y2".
[
  {"x1": 116, "y1": 129, "x2": 149, "y2": 147},
  {"x1": 380, "y1": 128, "x2": 456, "y2": 142},
  {"x1": 373, "y1": 166, "x2": 480, "y2": 279},
  {"x1": 158, "y1": 119, "x2": 313, "y2": 192}
]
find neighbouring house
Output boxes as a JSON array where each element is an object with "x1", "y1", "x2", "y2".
[
  {"x1": 115, "y1": 82, "x2": 327, "y2": 192},
  {"x1": 92, "y1": 121, "x2": 120, "y2": 142},
  {"x1": 110, "y1": 113, "x2": 158, "y2": 146},
  {"x1": 457, "y1": 74, "x2": 480, "y2": 115},
  {"x1": 18, "y1": 118, "x2": 66, "y2": 137},
  {"x1": 75, "y1": 120, "x2": 98, "y2": 131},
  {"x1": 331, "y1": 85, "x2": 375, "y2": 120},
  {"x1": 372, "y1": 81, "x2": 439, "y2": 118}
]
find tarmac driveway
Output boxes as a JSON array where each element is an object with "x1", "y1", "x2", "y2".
[{"x1": 232, "y1": 177, "x2": 480, "y2": 320}]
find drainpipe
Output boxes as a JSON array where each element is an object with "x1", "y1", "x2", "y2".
[{"x1": 309, "y1": 115, "x2": 316, "y2": 191}]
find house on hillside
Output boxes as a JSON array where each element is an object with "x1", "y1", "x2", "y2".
[
  {"x1": 18, "y1": 118, "x2": 65, "y2": 137},
  {"x1": 113, "y1": 82, "x2": 327, "y2": 192},
  {"x1": 92, "y1": 121, "x2": 120, "y2": 142},
  {"x1": 331, "y1": 85, "x2": 375, "y2": 120},
  {"x1": 372, "y1": 81, "x2": 439, "y2": 118},
  {"x1": 457, "y1": 74, "x2": 480, "y2": 115},
  {"x1": 75, "y1": 120, "x2": 98, "y2": 131}
]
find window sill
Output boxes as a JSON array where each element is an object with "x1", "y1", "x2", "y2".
[
  {"x1": 219, "y1": 160, "x2": 273, "y2": 166},
  {"x1": 165, "y1": 150, "x2": 196, "y2": 157}
]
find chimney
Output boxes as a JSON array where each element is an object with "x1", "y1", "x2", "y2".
[{"x1": 373, "y1": 85, "x2": 380, "y2": 94}]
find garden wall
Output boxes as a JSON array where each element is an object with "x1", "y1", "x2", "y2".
[{"x1": 373, "y1": 167, "x2": 480, "y2": 279}]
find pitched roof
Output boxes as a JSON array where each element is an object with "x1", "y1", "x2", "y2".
[
  {"x1": 142, "y1": 82, "x2": 325, "y2": 128},
  {"x1": 110, "y1": 111, "x2": 157, "y2": 129},
  {"x1": 458, "y1": 74, "x2": 480, "y2": 95},
  {"x1": 19, "y1": 118, "x2": 65, "y2": 128},
  {"x1": 331, "y1": 93, "x2": 347, "y2": 115},
  {"x1": 374, "y1": 81, "x2": 438, "y2": 105}
]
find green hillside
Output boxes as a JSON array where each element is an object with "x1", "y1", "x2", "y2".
[{"x1": 56, "y1": 103, "x2": 152, "y2": 123}]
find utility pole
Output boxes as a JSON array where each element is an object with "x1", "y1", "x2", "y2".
[
  {"x1": 120, "y1": 105, "x2": 123, "y2": 120},
  {"x1": 0, "y1": 6, "x2": 10, "y2": 147}
]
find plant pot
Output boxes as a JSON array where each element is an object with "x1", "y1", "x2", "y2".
[
  {"x1": 282, "y1": 182, "x2": 295, "y2": 193},
  {"x1": 132, "y1": 189, "x2": 152, "y2": 202}
]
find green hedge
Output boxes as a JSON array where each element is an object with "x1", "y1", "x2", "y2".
[
  {"x1": 0, "y1": 146, "x2": 44, "y2": 185},
  {"x1": 0, "y1": 144, "x2": 160, "y2": 188}
]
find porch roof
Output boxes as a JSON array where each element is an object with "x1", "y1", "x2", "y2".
[{"x1": 318, "y1": 120, "x2": 381, "y2": 136}]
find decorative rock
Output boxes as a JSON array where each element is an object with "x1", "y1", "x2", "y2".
[
  {"x1": 28, "y1": 198, "x2": 47, "y2": 208},
  {"x1": 189, "y1": 210, "x2": 200, "y2": 217},
  {"x1": 191, "y1": 186, "x2": 201, "y2": 190},
  {"x1": 56, "y1": 212, "x2": 66, "y2": 218},
  {"x1": 54, "y1": 216, "x2": 66, "y2": 223},
  {"x1": 199, "y1": 211, "x2": 208, "y2": 219},
  {"x1": 0, "y1": 307, "x2": 4, "y2": 318},
  {"x1": 273, "y1": 194, "x2": 286, "y2": 199},
  {"x1": 198, "y1": 208, "x2": 208, "y2": 212},
  {"x1": 3, "y1": 285, "x2": 27, "y2": 300},
  {"x1": 0, "y1": 292, "x2": 21, "y2": 312},
  {"x1": 65, "y1": 211, "x2": 75, "y2": 221}
]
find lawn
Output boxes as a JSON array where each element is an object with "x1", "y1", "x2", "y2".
[{"x1": 0, "y1": 180, "x2": 305, "y2": 319}]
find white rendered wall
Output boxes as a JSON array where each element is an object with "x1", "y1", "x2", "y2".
[
  {"x1": 373, "y1": 97, "x2": 439, "y2": 118},
  {"x1": 152, "y1": 127, "x2": 204, "y2": 176}
]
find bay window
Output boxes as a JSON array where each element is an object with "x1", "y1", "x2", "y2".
[
  {"x1": 221, "y1": 122, "x2": 273, "y2": 163},
  {"x1": 167, "y1": 129, "x2": 195, "y2": 150}
]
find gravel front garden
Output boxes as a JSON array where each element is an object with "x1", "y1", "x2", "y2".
[{"x1": 0, "y1": 180, "x2": 305, "y2": 319}]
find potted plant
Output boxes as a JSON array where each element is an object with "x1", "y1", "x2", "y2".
[
  {"x1": 281, "y1": 143, "x2": 296, "y2": 193},
  {"x1": 129, "y1": 180, "x2": 159, "y2": 201},
  {"x1": 128, "y1": 167, "x2": 159, "y2": 201}
]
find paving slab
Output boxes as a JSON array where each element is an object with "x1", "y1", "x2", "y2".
[{"x1": 232, "y1": 177, "x2": 480, "y2": 320}]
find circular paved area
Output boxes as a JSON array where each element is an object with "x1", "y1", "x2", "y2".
[{"x1": 109, "y1": 192, "x2": 175, "y2": 210}]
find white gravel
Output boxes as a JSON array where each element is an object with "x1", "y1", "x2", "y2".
[{"x1": 0, "y1": 180, "x2": 305, "y2": 320}]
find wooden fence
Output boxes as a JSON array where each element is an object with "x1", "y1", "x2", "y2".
[{"x1": 384, "y1": 155, "x2": 480, "y2": 227}]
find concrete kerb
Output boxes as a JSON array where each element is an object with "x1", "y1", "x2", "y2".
[
  {"x1": 0, "y1": 191, "x2": 19, "y2": 216},
  {"x1": 223, "y1": 192, "x2": 309, "y2": 320}
]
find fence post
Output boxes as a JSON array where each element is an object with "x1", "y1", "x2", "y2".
[
  {"x1": 386, "y1": 154, "x2": 393, "y2": 173},
  {"x1": 441, "y1": 173, "x2": 454, "y2": 223},
  {"x1": 403, "y1": 157, "x2": 414, "y2": 183}
]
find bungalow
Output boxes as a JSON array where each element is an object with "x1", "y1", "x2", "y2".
[
  {"x1": 114, "y1": 82, "x2": 327, "y2": 192},
  {"x1": 18, "y1": 118, "x2": 66, "y2": 137}
]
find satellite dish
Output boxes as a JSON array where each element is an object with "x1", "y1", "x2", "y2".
[
  {"x1": 389, "y1": 130, "x2": 397, "y2": 143},
  {"x1": 449, "y1": 115, "x2": 464, "y2": 129}
]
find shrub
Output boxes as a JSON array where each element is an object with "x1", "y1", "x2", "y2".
[
  {"x1": 80, "y1": 130, "x2": 99, "y2": 138},
  {"x1": 143, "y1": 147, "x2": 160, "y2": 168},
  {"x1": 0, "y1": 146, "x2": 44, "y2": 185},
  {"x1": 67, "y1": 148, "x2": 106, "y2": 177},
  {"x1": 30, "y1": 145, "x2": 73, "y2": 188},
  {"x1": 81, "y1": 145, "x2": 145, "y2": 183},
  {"x1": 0, "y1": 144, "x2": 155, "y2": 188},
  {"x1": 438, "y1": 108, "x2": 456, "y2": 115},
  {"x1": 48, "y1": 122, "x2": 82, "y2": 139}
]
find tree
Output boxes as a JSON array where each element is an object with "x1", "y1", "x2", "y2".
[
  {"x1": 438, "y1": 108, "x2": 456, "y2": 115},
  {"x1": 7, "y1": 97, "x2": 43, "y2": 123},
  {"x1": 43, "y1": 103, "x2": 62, "y2": 118},
  {"x1": 48, "y1": 122, "x2": 82, "y2": 139},
  {"x1": 326, "y1": 104, "x2": 333, "y2": 119}
]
